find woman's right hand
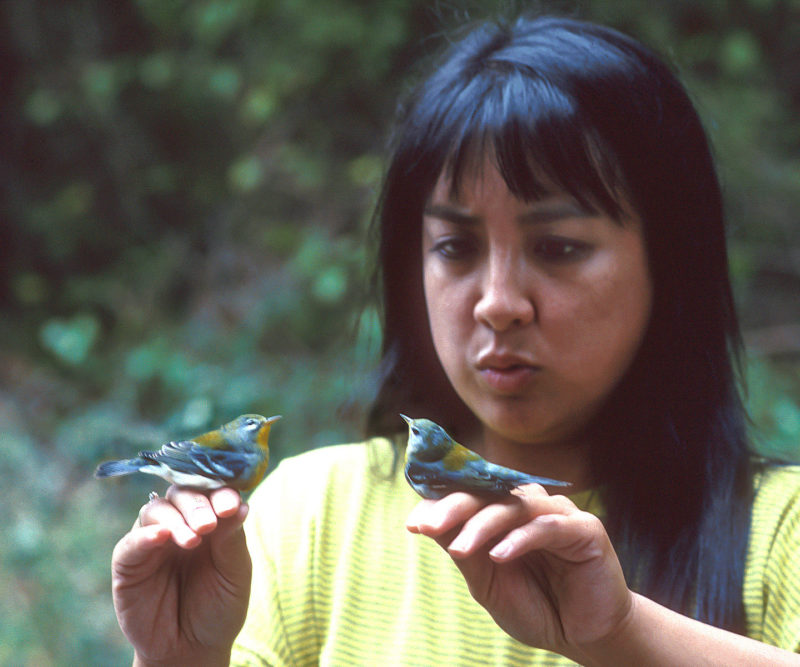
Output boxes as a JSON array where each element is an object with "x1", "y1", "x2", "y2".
[{"x1": 111, "y1": 485, "x2": 252, "y2": 667}]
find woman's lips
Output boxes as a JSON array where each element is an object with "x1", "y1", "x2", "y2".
[
  {"x1": 477, "y1": 362, "x2": 540, "y2": 393},
  {"x1": 476, "y1": 353, "x2": 540, "y2": 394}
]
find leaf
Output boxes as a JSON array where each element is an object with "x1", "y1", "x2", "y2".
[
  {"x1": 24, "y1": 88, "x2": 62, "y2": 125},
  {"x1": 39, "y1": 315, "x2": 100, "y2": 366},
  {"x1": 228, "y1": 155, "x2": 264, "y2": 192},
  {"x1": 720, "y1": 31, "x2": 761, "y2": 76},
  {"x1": 312, "y1": 265, "x2": 348, "y2": 303}
]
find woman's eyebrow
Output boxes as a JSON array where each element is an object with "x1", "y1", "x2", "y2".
[
  {"x1": 423, "y1": 200, "x2": 595, "y2": 225},
  {"x1": 519, "y1": 201, "x2": 596, "y2": 224},
  {"x1": 423, "y1": 203, "x2": 479, "y2": 225}
]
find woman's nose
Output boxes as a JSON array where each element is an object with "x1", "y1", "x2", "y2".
[{"x1": 473, "y1": 256, "x2": 535, "y2": 331}]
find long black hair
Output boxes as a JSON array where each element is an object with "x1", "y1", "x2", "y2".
[{"x1": 366, "y1": 14, "x2": 754, "y2": 633}]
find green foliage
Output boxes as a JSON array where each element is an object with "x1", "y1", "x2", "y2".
[
  {"x1": 747, "y1": 359, "x2": 800, "y2": 461},
  {"x1": 1, "y1": 0, "x2": 798, "y2": 663},
  {"x1": 39, "y1": 314, "x2": 101, "y2": 366}
]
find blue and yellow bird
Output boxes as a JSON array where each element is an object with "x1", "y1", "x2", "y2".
[
  {"x1": 401, "y1": 415, "x2": 571, "y2": 499},
  {"x1": 94, "y1": 414, "x2": 281, "y2": 492}
]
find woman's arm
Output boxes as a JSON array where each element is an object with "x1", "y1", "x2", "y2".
[
  {"x1": 407, "y1": 485, "x2": 800, "y2": 665},
  {"x1": 578, "y1": 592, "x2": 799, "y2": 666}
]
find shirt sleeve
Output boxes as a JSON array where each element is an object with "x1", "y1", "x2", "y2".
[{"x1": 744, "y1": 465, "x2": 800, "y2": 652}]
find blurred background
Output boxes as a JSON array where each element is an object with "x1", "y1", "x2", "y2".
[{"x1": 1, "y1": 0, "x2": 798, "y2": 663}]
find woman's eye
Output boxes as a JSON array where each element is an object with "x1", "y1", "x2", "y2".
[
  {"x1": 430, "y1": 237, "x2": 477, "y2": 260},
  {"x1": 532, "y1": 237, "x2": 590, "y2": 262}
]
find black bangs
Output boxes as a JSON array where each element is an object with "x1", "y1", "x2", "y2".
[{"x1": 414, "y1": 63, "x2": 628, "y2": 219}]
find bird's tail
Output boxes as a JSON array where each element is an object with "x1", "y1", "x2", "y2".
[
  {"x1": 94, "y1": 458, "x2": 147, "y2": 478},
  {"x1": 519, "y1": 472, "x2": 571, "y2": 488}
]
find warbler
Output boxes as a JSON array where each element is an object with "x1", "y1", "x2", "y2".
[
  {"x1": 401, "y1": 415, "x2": 571, "y2": 499},
  {"x1": 94, "y1": 414, "x2": 281, "y2": 492}
]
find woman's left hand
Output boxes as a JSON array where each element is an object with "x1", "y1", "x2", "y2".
[{"x1": 406, "y1": 484, "x2": 633, "y2": 660}]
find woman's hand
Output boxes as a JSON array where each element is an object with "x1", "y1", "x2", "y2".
[
  {"x1": 406, "y1": 484, "x2": 633, "y2": 661},
  {"x1": 111, "y1": 486, "x2": 252, "y2": 667}
]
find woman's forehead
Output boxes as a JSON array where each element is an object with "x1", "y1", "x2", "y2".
[
  {"x1": 431, "y1": 151, "x2": 580, "y2": 209},
  {"x1": 426, "y1": 149, "x2": 641, "y2": 228}
]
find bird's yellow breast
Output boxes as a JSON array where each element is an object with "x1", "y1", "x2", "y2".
[
  {"x1": 240, "y1": 457, "x2": 269, "y2": 492},
  {"x1": 256, "y1": 425, "x2": 272, "y2": 450},
  {"x1": 442, "y1": 444, "x2": 481, "y2": 471}
]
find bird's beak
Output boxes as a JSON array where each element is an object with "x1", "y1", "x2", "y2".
[
  {"x1": 399, "y1": 414, "x2": 412, "y2": 425},
  {"x1": 265, "y1": 415, "x2": 282, "y2": 424}
]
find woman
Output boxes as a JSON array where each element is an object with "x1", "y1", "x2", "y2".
[{"x1": 110, "y1": 14, "x2": 800, "y2": 666}]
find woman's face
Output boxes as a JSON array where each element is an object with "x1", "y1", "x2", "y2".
[{"x1": 422, "y1": 161, "x2": 653, "y2": 453}]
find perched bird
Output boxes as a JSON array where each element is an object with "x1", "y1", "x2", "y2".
[
  {"x1": 95, "y1": 414, "x2": 281, "y2": 492},
  {"x1": 401, "y1": 415, "x2": 570, "y2": 499}
]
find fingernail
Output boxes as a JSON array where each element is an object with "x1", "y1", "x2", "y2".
[
  {"x1": 406, "y1": 502, "x2": 433, "y2": 532},
  {"x1": 489, "y1": 540, "x2": 512, "y2": 560},
  {"x1": 425, "y1": 506, "x2": 447, "y2": 531},
  {"x1": 448, "y1": 534, "x2": 471, "y2": 555},
  {"x1": 178, "y1": 526, "x2": 200, "y2": 547},
  {"x1": 214, "y1": 494, "x2": 237, "y2": 513}
]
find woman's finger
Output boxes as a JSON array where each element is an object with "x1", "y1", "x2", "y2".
[
  {"x1": 406, "y1": 492, "x2": 490, "y2": 536},
  {"x1": 208, "y1": 487, "x2": 243, "y2": 518},
  {"x1": 444, "y1": 490, "x2": 573, "y2": 557},
  {"x1": 111, "y1": 523, "x2": 174, "y2": 585},
  {"x1": 165, "y1": 485, "x2": 219, "y2": 536},
  {"x1": 138, "y1": 493, "x2": 203, "y2": 548},
  {"x1": 489, "y1": 510, "x2": 606, "y2": 563},
  {"x1": 446, "y1": 498, "x2": 530, "y2": 557},
  {"x1": 408, "y1": 486, "x2": 578, "y2": 555}
]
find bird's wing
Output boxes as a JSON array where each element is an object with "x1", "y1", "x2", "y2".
[
  {"x1": 406, "y1": 460, "x2": 505, "y2": 497},
  {"x1": 405, "y1": 461, "x2": 446, "y2": 487},
  {"x1": 406, "y1": 458, "x2": 562, "y2": 497},
  {"x1": 456, "y1": 459, "x2": 514, "y2": 493},
  {"x1": 466, "y1": 459, "x2": 572, "y2": 490},
  {"x1": 405, "y1": 461, "x2": 453, "y2": 498},
  {"x1": 141, "y1": 441, "x2": 261, "y2": 481},
  {"x1": 191, "y1": 447, "x2": 262, "y2": 480}
]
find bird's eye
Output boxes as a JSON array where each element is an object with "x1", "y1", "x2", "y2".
[
  {"x1": 411, "y1": 427, "x2": 419, "y2": 436},
  {"x1": 245, "y1": 418, "x2": 259, "y2": 428}
]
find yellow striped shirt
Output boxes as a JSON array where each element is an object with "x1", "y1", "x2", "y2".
[{"x1": 231, "y1": 440, "x2": 800, "y2": 666}]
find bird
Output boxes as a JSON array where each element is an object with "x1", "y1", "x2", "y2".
[
  {"x1": 401, "y1": 415, "x2": 571, "y2": 499},
  {"x1": 94, "y1": 414, "x2": 281, "y2": 492}
]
